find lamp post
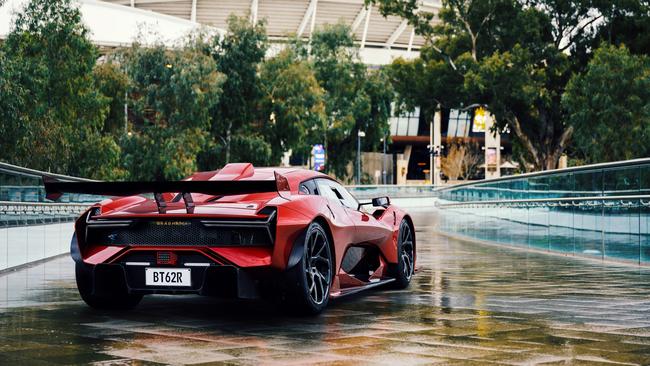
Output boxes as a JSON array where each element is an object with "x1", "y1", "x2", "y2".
[
  {"x1": 381, "y1": 135, "x2": 386, "y2": 185},
  {"x1": 357, "y1": 130, "x2": 366, "y2": 185}
]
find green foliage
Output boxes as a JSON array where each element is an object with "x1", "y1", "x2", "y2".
[
  {"x1": 230, "y1": 135, "x2": 274, "y2": 166},
  {"x1": 464, "y1": 45, "x2": 573, "y2": 169},
  {"x1": 93, "y1": 62, "x2": 128, "y2": 135},
  {"x1": 370, "y1": 0, "x2": 649, "y2": 169},
  {"x1": 0, "y1": 0, "x2": 121, "y2": 179},
  {"x1": 563, "y1": 44, "x2": 650, "y2": 163},
  {"x1": 304, "y1": 23, "x2": 394, "y2": 178},
  {"x1": 203, "y1": 15, "x2": 269, "y2": 167},
  {"x1": 122, "y1": 44, "x2": 225, "y2": 180},
  {"x1": 387, "y1": 52, "x2": 465, "y2": 120},
  {"x1": 259, "y1": 49, "x2": 326, "y2": 164}
]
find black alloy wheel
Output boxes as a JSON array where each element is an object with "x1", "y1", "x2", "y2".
[
  {"x1": 289, "y1": 222, "x2": 333, "y2": 314},
  {"x1": 393, "y1": 219, "x2": 414, "y2": 288}
]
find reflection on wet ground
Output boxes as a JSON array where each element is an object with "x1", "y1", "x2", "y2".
[{"x1": 1, "y1": 211, "x2": 650, "y2": 365}]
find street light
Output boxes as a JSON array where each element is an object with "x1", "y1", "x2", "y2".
[
  {"x1": 357, "y1": 131, "x2": 366, "y2": 185},
  {"x1": 381, "y1": 136, "x2": 386, "y2": 185}
]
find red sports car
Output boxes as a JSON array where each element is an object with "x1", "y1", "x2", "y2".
[{"x1": 44, "y1": 163, "x2": 415, "y2": 314}]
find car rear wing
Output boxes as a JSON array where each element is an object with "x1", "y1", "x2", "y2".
[{"x1": 43, "y1": 172, "x2": 291, "y2": 213}]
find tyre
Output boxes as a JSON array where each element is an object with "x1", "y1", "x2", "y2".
[
  {"x1": 287, "y1": 222, "x2": 333, "y2": 315},
  {"x1": 75, "y1": 263, "x2": 143, "y2": 310},
  {"x1": 393, "y1": 219, "x2": 415, "y2": 289}
]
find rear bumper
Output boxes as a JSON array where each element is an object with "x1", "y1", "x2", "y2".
[{"x1": 89, "y1": 263, "x2": 274, "y2": 299}]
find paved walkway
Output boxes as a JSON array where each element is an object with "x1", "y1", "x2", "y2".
[{"x1": 1, "y1": 212, "x2": 650, "y2": 365}]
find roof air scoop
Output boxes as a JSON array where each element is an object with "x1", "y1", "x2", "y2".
[
  {"x1": 275, "y1": 171, "x2": 291, "y2": 199},
  {"x1": 212, "y1": 163, "x2": 255, "y2": 181}
]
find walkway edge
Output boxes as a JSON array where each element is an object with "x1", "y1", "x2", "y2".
[
  {"x1": 436, "y1": 230, "x2": 647, "y2": 269},
  {"x1": 0, "y1": 252, "x2": 70, "y2": 275}
]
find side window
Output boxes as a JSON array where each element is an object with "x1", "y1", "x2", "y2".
[
  {"x1": 331, "y1": 182, "x2": 359, "y2": 210},
  {"x1": 316, "y1": 180, "x2": 339, "y2": 201},
  {"x1": 316, "y1": 179, "x2": 359, "y2": 210},
  {"x1": 299, "y1": 179, "x2": 318, "y2": 195}
]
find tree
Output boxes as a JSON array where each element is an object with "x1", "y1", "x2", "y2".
[
  {"x1": 441, "y1": 138, "x2": 482, "y2": 180},
  {"x1": 258, "y1": 49, "x2": 327, "y2": 164},
  {"x1": 464, "y1": 45, "x2": 574, "y2": 170},
  {"x1": 93, "y1": 61, "x2": 128, "y2": 135},
  {"x1": 0, "y1": 0, "x2": 121, "y2": 179},
  {"x1": 368, "y1": 0, "x2": 644, "y2": 170},
  {"x1": 122, "y1": 44, "x2": 224, "y2": 180},
  {"x1": 302, "y1": 23, "x2": 394, "y2": 178},
  {"x1": 386, "y1": 51, "x2": 465, "y2": 131},
  {"x1": 203, "y1": 15, "x2": 269, "y2": 168},
  {"x1": 563, "y1": 44, "x2": 650, "y2": 163}
]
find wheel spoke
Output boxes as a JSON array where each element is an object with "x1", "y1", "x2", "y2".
[
  {"x1": 317, "y1": 272, "x2": 326, "y2": 301},
  {"x1": 314, "y1": 240, "x2": 325, "y2": 257},
  {"x1": 315, "y1": 269, "x2": 329, "y2": 285},
  {"x1": 308, "y1": 234, "x2": 316, "y2": 257}
]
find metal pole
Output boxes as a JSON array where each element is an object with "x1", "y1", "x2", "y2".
[
  {"x1": 357, "y1": 132, "x2": 361, "y2": 185},
  {"x1": 381, "y1": 135, "x2": 386, "y2": 184},
  {"x1": 433, "y1": 105, "x2": 442, "y2": 186},
  {"x1": 429, "y1": 114, "x2": 433, "y2": 185}
]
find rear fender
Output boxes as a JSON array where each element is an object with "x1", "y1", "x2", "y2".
[{"x1": 286, "y1": 228, "x2": 307, "y2": 270}]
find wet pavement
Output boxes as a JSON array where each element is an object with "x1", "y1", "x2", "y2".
[{"x1": 1, "y1": 211, "x2": 650, "y2": 365}]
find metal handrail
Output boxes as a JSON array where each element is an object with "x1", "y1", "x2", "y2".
[
  {"x1": 0, "y1": 201, "x2": 91, "y2": 207},
  {"x1": 0, "y1": 161, "x2": 95, "y2": 182},
  {"x1": 436, "y1": 194, "x2": 650, "y2": 208},
  {"x1": 435, "y1": 157, "x2": 650, "y2": 192}
]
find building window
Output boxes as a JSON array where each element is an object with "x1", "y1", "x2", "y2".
[{"x1": 390, "y1": 107, "x2": 420, "y2": 136}]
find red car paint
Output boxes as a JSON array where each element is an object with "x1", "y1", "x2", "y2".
[{"x1": 71, "y1": 163, "x2": 415, "y2": 298}]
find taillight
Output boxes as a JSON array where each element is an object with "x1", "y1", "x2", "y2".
[{"x1": 156, "y1": 251, "x2": 178, "y2": 265}]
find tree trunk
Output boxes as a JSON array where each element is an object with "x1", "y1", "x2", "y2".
[
  {"x1": 470, "y1": 35, "x2": 477, "y2": 62},
  {"x1": 509, "y1": 114, "x2": 574, "y2": 172}
]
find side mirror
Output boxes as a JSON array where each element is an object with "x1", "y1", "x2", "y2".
[{"x1": 372, "y1": 196, "x2": 390, "y2": 208}]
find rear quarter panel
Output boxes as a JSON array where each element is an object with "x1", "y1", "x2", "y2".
[{"x1": 274, "y1": 194, "x2": 354, "y2": 274}]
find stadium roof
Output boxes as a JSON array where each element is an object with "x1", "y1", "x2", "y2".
[
  {"x1": 1, "y1": 0, "x2": 441, "y2": 64},
  {"x1": 100, "y1": 0, "x2": 442, "y2": 64}
]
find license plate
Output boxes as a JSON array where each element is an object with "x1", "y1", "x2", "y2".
[{"x1": 145, "y1": 268, "x2": 191, "y2": 287}]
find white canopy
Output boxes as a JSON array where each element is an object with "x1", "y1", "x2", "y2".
[{"x1": 0, "y1": 0, "x2": 224, "y2": 47}]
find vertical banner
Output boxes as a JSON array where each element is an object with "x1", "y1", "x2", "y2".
[
  {"x1": 486, "y1": 147, "x2": 497, "y2": 165},
  {"x1": 472, "y1": 107, "x2": 487, "y2": 133},
  {"x1": 312, "y1": 144, "x2": 325, "y2": 171}
]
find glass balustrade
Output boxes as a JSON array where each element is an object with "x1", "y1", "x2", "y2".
[{"x1": 436, "y1": 159, "x2": 650, "y2": 265}]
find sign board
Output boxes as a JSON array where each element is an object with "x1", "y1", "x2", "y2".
[
  {"x1": 472, "y1": 107, "x2": 487, "y2": 133},
  {"x1": 486, "y1": 148, "x2": 498, "y2": 171},
  {"x1": 312, "y1": 144, "x2": 325, "y2": 171}
]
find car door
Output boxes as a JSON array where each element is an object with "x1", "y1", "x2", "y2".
[
  {"x1": 304, "y1": 178, "x2": 357, "y2": 256},
  {"x1": 316, "y1": 179, "x2": 389, "y2": 245}
]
